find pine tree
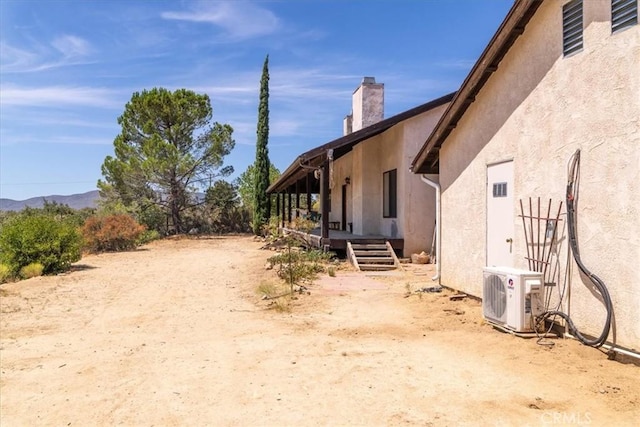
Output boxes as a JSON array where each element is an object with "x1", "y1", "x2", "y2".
[{"x1": 253, "y1": 55, "x2": 271, "y2": 235}]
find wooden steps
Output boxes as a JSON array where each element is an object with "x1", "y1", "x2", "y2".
[{"x1": 347, "y1": 240, "x2": 401, "y2": 272}]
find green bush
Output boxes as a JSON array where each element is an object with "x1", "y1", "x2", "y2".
[
  {"x1": 82, "y1": 214, "x2": 146, "y2": 252},
  {"x1": 20, "y1": 262, "x2": 44, "y2": 279},
  {"x1": 137, "y1": 229, "x2": 161, "y2": 245},
  {"x1": 0, "y1": 214, "x2": 82, "y2": 275}
]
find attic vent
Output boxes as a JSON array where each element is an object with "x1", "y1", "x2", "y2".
[
  {"x1": 612, "y1": 0, "x2": 638, "y2": 33},
  {"x1": 563, "y1": 0, "x2": 583, "y2": 56}
]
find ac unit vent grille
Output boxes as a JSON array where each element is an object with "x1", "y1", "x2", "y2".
[{"x1": 483, "y1": 274, "x2": 507, "y2": 323}]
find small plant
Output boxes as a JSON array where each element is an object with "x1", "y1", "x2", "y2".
[
  {"x1": 82, "y1": 214, "x2": 146, "y2": 252},
  {"x1": 19, "y1": 262, "x2": 44, "y2": 279},
  {"x1": 0, "y1": 264, "x2": 11, "y2": 283},
  {"x1": 327, "y1": 266, "x2": 336, "y2": 277},
  {"x1": 262, "y1": 216, "x2": 282, "y2": 240}
]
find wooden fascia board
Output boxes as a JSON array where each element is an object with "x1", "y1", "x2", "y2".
[{"x1": 411, "y1": 0, "x2": 542, "y2": 174}]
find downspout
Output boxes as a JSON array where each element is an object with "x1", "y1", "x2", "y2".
[{"x1": 420, "y1": 175, "x2": 440, "y2": 283}]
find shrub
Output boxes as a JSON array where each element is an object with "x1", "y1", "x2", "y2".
[
  {"x1": 82, "y1": 214, "x2": 146, "y2": 252},
  {"x1": 0, "y1": 264, "x2": 11, "y2": 283},
  {"x1": 0, "y1": 214, "x2": 82, "y2": 275},
  {"x1": 20, "y1": 262, "x2": 44, "y2": 279},
  {"x1": 137, "y1": 229, "x2": 161, "y2": 245}
]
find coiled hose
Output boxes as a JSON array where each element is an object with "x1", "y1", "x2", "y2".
[{"x1": 539, "y1": 149, "x2": 613, "y2": 347}]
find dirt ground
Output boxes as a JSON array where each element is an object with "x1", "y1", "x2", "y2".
[{"x1": 1, "y1": 236, "x2": 638, "y2": 426}]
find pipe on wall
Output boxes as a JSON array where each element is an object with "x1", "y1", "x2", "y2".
[{"x1": 420, "y1": 174, "x2": 440, "y2": 283}]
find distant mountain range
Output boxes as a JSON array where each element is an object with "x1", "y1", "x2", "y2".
[{"x1": 0, "y1": 190, "x2": 101, "y2": 211}]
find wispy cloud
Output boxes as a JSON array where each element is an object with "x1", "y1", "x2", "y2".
[
  {"x1": 161, "y1": 1, "x2": 280, "y2": 40},
  {"x1": 0, "y1": 42, "x2": 39, "y2": 72},
  {"x1": 1, "y1": 34, "x2": 94, "y2": 73},
  {"x1": 51, "y1": 35, "x2": 92, "y2": 58},
  {"x1": 0, "y1": 84, "x2": 122, "y2": 109}
]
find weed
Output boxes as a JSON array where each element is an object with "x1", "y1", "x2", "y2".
[
  {"x1": 328, "y1": 266, "x2": 336, "y2": 277},
  {"x1": 257, "y1": 282, "x2": 279, "y2": 298}
]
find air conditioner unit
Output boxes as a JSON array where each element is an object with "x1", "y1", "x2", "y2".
[{"x1": 483, "y1": 267, "x2": 544, "y2": 333}]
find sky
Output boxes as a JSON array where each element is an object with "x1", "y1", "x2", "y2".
[{"x1": 0, "y1": 0, "x2": 514, "y2": 201}]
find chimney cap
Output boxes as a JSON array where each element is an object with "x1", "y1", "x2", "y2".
[{"x1": 362, "y1": 77, "x2": 376, "y2": 84}]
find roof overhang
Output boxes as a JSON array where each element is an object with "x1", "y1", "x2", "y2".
[
  {"x1": 411, "y1": 0, "x2": 543, "y2": 174},
  {"x1": 268, "y1": 92, "x2": 456, "y2": 194}
]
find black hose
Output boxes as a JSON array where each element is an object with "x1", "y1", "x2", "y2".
[{"x1": 539, "y1": 149, "x2": 613, "y2": 348}]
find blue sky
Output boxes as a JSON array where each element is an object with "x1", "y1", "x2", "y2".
[{"x1": 0, "y1": 0, "x2": 513, "y2": 201}]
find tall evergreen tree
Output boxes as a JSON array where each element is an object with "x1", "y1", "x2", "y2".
[{"x1": 253, "y1": 55, "x2": 271, "y2": 235}]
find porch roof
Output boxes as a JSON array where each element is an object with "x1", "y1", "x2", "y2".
[
  {"x1": 267, "y1": 92, "x2": 455, "y2": 194},
  {"x1": 411, "y1": 0, "x2": 543, "y2": 174}
]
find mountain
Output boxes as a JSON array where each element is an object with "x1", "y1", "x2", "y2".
[{"x1": 0, "y1": 190, "x2": 101, "y2": 211}]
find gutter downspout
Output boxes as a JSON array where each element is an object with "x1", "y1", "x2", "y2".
[{"x1": 420, "y1": 174, "x2": 440, "y2": 283}]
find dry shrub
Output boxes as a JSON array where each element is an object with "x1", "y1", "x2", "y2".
[{"x1": 82, "y1": 214, "x2": 146, "y2": 253}]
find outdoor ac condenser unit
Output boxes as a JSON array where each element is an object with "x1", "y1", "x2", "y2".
[{"x1": 482, "y1": 266, "x2": 544, "y2": 333}]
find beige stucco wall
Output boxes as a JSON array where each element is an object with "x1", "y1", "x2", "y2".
[
  {"x1": 438, "y1": 0, "x2": 639, "y2": 349},
  {"x1": 332, "y1": 104, "x2": 449, "y2": 256}
]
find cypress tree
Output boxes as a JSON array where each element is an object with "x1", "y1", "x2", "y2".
[{"x1": 253, "y1": 55, "x2": 271, "y2": 235}]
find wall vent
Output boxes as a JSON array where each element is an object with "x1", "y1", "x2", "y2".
[
  {"x1": 563, "y1": 0, "x2": 583, "y2": 56},
  {"x1": 612, "y1": 0, "x2": 638, "y2": 33}
]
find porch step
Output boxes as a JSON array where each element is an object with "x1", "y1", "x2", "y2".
[
  {"x1": 359, "y1": 264, "x2": 397, "y2": 271},
  {"x1": 356, "y1": 257, "x2": 394, "y2": 264},
  {"x1": 353, "y1": 250, "x2": 390, "y2": 256},
  {"x1": 346, "y1": 241, "x2": 401, "y2": 272},
  {"x1": 350, "y1": 244, "x2": 387, "y2": 250}
]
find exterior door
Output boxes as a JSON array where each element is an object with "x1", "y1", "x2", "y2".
[{"x1": 486, "y1": 161, "x2": 514, "y2": 267}]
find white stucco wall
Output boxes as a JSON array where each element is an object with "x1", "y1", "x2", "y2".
[
  {"x1": 438, "y1": 0, "x2": 639, "y2": 349},
  {"x1": 401, "y1": 105, "x2": 449, "y2": 256},
  {"x1": 334, "y1": 104, "x2": 449, "y2": 256}
]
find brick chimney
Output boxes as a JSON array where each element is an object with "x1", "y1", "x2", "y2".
[{"x1": 343, "y1": 77, "x2": 384, "y2": 135}]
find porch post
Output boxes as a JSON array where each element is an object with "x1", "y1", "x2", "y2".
[
  {"x1": 306, "y1": 173, "x2": 312, "y2": 212},
  {"x1": 295, "y1": 180, "x2": 301, "y2": 218},
  {"x1": 275, "y1": 192, "x2": 280, "y2": 217},
  {"x1": 321, "y1": 159, "x2": 330, "y2": 242},
  {"x1": 281, "y1": 191, "x2": 285, "y2": 228},
  {"x1": 287, "y1": 189, "x2": 292, "y2": 223}
]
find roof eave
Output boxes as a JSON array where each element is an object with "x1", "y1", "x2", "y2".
[
  {"x1": 268, "y1": 91, "x2": 456, "y2": 193},
  {"x1": 411, "y1": 0, "x2": 543, "y2": 174}
]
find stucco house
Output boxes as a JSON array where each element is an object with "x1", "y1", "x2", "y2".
[
  {"x1": 267, "y1": 78, "x2": 453, "y2": 262},
  {"x1": 411, "y1": 0, "x2": 639, "y2": 353}
]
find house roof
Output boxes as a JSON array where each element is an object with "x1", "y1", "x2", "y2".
[
  {"x1": 267, "y1": 91, "x2": 455, "y2": 194},
  {"x1": 411, "y1": 0, "x2": 543, "y2": 174}
]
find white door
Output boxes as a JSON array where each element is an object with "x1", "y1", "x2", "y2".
[{"x1": 486, "y1": 161, "x2": 514, "y2": 267}]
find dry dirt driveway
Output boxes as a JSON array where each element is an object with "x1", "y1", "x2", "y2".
[{"x1": 1, "y1": 236, "x2": 638, "y2": 426}]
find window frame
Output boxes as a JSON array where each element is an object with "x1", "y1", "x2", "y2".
[{"x1": 383, "y1": 169, "x2": 397, "y2": 219}]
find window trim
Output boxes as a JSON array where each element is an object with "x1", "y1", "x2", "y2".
[{"x1": 383, "y1": 169, "x2": 397, "y2": 219}]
